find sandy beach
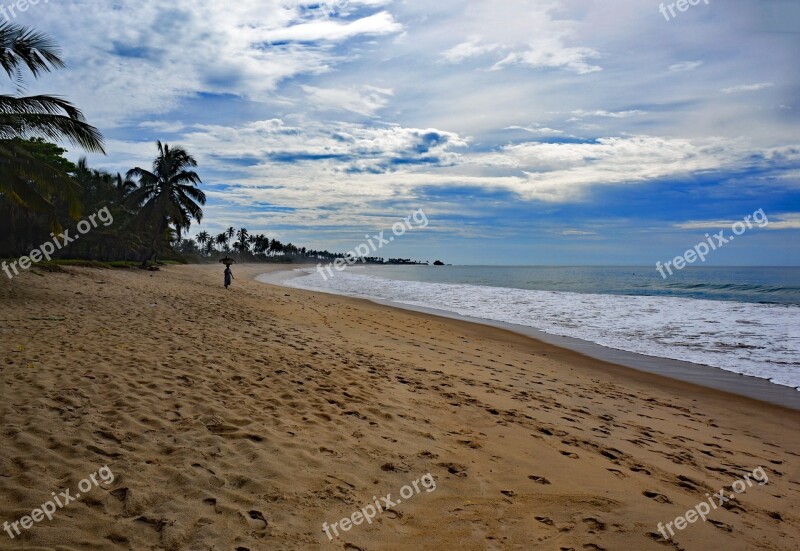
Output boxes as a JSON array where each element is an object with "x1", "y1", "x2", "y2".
[{"x1": 1, "y1": 264, "x2": 798, "y2": 550}]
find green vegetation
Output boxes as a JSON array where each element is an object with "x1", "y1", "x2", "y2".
[
  {"x1": 183, "y1": 225, "x2": 391, "y2": 265},
  {"x1": 126, "y1": 141, "x2": 206, "y2": 265},
  {"x1": 0, "y1": 24, "x2": 205, "y2": 266},
  {"x1": 0, "y1": 138, "x2": 203, "y2": 265},
  {"x1": 0, "y1": 22, "x2": 104, "y2": 232}
]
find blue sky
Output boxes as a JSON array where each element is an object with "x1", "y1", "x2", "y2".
[{"x1": 18, "y1": 0, "x2": 800, "y2": 265}]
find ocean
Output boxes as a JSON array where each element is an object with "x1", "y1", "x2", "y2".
[{"x1": 283, "y1": 266, "x2": 800, "y2": 390}]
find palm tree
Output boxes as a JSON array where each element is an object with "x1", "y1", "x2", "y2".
[
  {"x1": 0, "y1": 23, "x2": 104, "y2": 230},
  {"x1": 270, "y1": 238, "x2": 282, "y2": 256},
  {"x1": 126, "y1": 141, "x2": 206, "y2": 265},
  {"x1": 216, "y1": 232, "x2": 228, "y2": 252},
  {"x1": 235, "y1": 227, "x2": 249, "y2": 255},
  {"x1": 257, "y1": 234, "x2": 270, "y2": 256},
  {"x1": 196, "y1": 231, "x2": 211, "y2": 254},
  {"x1": 226, "y1": 226, "x2": 235, "y2": 243},
  {"x1": 114, "y1": 172, "x2": 136, "y2": 198}
]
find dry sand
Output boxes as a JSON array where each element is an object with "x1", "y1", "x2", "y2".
[{"x1": 0, "y1": 263, "x2": 798, "y2": 550}]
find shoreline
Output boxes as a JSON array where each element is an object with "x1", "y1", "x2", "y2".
[{"x1": 258, "y1": 267, "x2": 800, "y2": 411}]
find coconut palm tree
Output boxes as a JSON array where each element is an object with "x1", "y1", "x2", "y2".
[
  {"x1": 114, "y1": 172, "x2": 136, "y2": 198},
  {"x1": 216, "y1": 232, "x2": 228, "y2": 252},
  {"x1": 0, "y1": 23, "x2": 104, "y2": 229},
  {"x1": 126, "y1": 141, "x2": 205, "y2": 265},
  {"x1": 235, "y1": 227, "x2": 249, "y2": 254},
  {"x1": 196, "y1": 231, "x2": 211, "y2": 255}
]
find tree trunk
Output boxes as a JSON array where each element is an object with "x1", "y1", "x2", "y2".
[{"x1": 141, "y1": 217, "x2": 167, "y2": 267}]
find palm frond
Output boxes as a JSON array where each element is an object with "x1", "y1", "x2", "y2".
[
  {"x1": 0, "y1": 141, "x2": 82, "y2": 230},
  {"x1": 0, "y1": 101, "x2": 105, "y2": 153},
  {"x1": 0, "y1": 22, "x2": 64, "y2": 80},
  {"x1": 0, "y1": 95, "x2": 84, "y2": 117},
  {"x1": 174, "y1": 182, "x2": 206, "y2": 202}
]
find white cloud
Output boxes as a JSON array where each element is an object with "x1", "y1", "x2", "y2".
[
  {"x1": 569, "y1": 109, "x2": 646, "y2": 120},
  {"x1": 301, "y1": 85, "x2": 393, "y2": 116},
  {"x1": 429, "y1": 1, "x2": 603, "y2": 75},
  {"x1": 96, "y1": 122, "x2": 800, "y2": 214},
  {"x1": 675, "y1": 213, "x2": 800, "y2": 230},
  {"x1": 469, "y1": 136, "x2": 800, "y2": 202},
  {"x1": 261, "y1": 11, "x2": 402, "y2": 42},
  {"x1": 173, "y1": 118, "x2": 470, "y2": 177},
  {"x1": 441, "y1": 37, "x2": 500, "y2": 63},
  {"x1": 768, "y1": 214, "x2": 800, "y2": 230},
  {"x1": 722, "y1": 82, "x2": 775, "y2": 94},
  {"x1": 138, "y1": 120, "x2": 186, "y2": 133},
  {"x1": 25, "y1": 1, "x2": 403, "y2": 127},
  {"x1": 504, "y1": 124, "x2": 564, "y2": 135},
  {"x1": 669, "y1": 60, "x2": 703, "y2": 72},
  {"x1": 674, "y1": 220, "x2": 745, "y2": 229},
  {"x1": 306, "y1": 0, "x2": 394, "y2": 17},
  {"x1": 492, "y1": 37, "x2": 602, "y2": 74}
]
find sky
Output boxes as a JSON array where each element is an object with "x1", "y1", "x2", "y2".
[{"x1": 14, "y1": 0, "x2": 800, "y2": 265}]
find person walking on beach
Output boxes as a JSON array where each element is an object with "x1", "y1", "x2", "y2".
[{"x1": 224, "y1": 266, "x2": 234, "y2": 289}]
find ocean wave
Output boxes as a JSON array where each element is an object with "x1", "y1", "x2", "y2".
[
  {"x1": 287, "y1": 270, "x2": 800, "y2": 390},
  {"x1": 664, "y1": 281, "x2": 800, "y2": 295}
]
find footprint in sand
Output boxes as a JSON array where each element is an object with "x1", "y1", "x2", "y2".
[
  {"x1": 439, "y1": 462, "x2": 468, "y2": 477},
  {"x1": 643, "y1": 490, "x2": 672, "y2": 504},
  {"x1": 135, "y1": 516, "x2": 167, "y2": 532},
  {"x1": 202, "y1": 497, "x2": 220, "y2": 514},
  {"x1": 110, "y1": 487, "x2": 129, "y2": 501},
  {"x1": 708, "y1": 518, "x2": 733, "y2": 532},
  {"x1": 246, "y1": 509, "x2": 268, "y2": 530},
  {"x1": 583, "y1": 517, "x2": 606, "y2": 532},
  {"x1": 528, "y1": 475, "x2": 551, "y2": 485},
  {"x1": 675, "y1": 474, "x2": 702, "y2": 491}
]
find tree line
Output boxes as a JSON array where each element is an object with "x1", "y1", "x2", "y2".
[{"x1": 178, "y1": 228, "x2": 424, "y2": 265}]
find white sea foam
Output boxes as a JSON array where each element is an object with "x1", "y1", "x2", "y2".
[{"x1": 286, "y1": 269, "x2": 800, "y2": 389}]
